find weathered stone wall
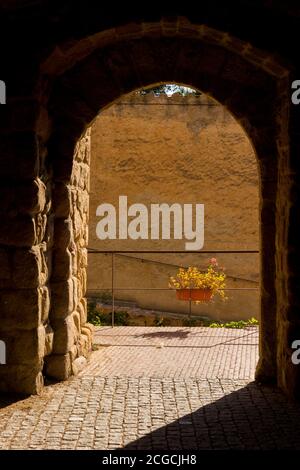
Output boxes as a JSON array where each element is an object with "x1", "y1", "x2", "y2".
[
  {"x1": 0, "y1": 128, "x2": 93, "y2": 394},
  {"x1": 0, "y1": 117, "x2": 54, "y2": 394},
  {"x1": 0, "y1": 7, "x2": 298, "y2": 398},
  {"x1": 88, "y1": 92, "x2": 260, "y2": 321},
  {"x1": 45, "y1": 130, "x2": 93, "y2": 381}
]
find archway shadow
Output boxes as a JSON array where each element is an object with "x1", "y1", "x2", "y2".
[
  {"x1": 0, "y1": 377, "x2": 64, "y2": 410},
  {"x1": 0, "y1": 392, "x2": 30, "y2": 410},
  {"x1": 124, "y1": 381, "x2": 300, "y2": 450}
]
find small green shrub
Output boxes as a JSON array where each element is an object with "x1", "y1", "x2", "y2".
[
  {"x1": 87, "y1": 302, "x2": 130, "y2": 326},
  {"x1": 110, "y1": 310, "x2": 130, "y2": 326},
  {"x1": 247, "y1": 317, "x2": 259, "y2": 326},
  {"x1": 183, "y1": 317, "x2": 197, "y2": 327},
  {"x1": 208, "y1": 317, "x2": 259, "y2": 329},
  {"x1": 87, "y1": 301, "x2": 102, "y2": 326}
]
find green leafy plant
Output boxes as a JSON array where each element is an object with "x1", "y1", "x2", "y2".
[
  {"x1": 87, "y1": 302, "x2": 130, "y2": 326},
  {"x1": 110, "y1": 310, "x2": 130, "y2": 326},
  {"x1": 183, "y1": 317, "x2": 197, "y2": 327},
  {"x1": 208, "y1": 317, "x2": 259, "y2": 329},
  {"x1": 87, "y1": 301, "x2": 102, "y2": 326}
]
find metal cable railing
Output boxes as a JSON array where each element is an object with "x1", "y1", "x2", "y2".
[
  {"x1": 88, "y1": 248, "x2": 259, "y2": 284},
  {"x1": 87, "y1": 249, "x2": 260, "y2": 327}
]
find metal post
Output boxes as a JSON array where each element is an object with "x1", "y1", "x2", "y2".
[
  {"x1": 188, "y1": 289, "x2": 192, "y2": 324},
  {"x1": 111, "y1": 252, "x2": 115, "y2": 328}
]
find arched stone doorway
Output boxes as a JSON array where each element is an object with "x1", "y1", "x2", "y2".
[
  {"x1": 87, "y1": 87, "x2": 261, "y2": 323},
  {"x1": 0, "y1": 16, "x2": 296, "y2": 398}
]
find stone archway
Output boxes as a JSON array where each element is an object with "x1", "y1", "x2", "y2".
[{"x1": 0, "y1": 16, "x2": 297, "y2": 398}]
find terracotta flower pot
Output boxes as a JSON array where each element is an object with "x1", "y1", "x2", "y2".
[{"x1": 176, "y1": 288, "x2": 213, "y2": 301}]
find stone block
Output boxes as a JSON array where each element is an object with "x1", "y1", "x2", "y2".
[
  {"x1": 81, "y1": 325, "x2": 93, "y2": 343},
  {"x1": 45, "y1": 323, "x2": 54, "y2": 356},
  {"x1": 51, "y1": 315, "x2": 77, "y2": 354},
  {"x1": 78, "y1": 299, "x2": 87, "y2": 324},
  {"x1": 41, "y1": 286, "x2": 50, "y2": 323},
  {"x1": 77, "y1": 332, "x2": 92, "y2": 358},
  {"x1": 43, "y1": 213, "x2": 55, "y2": 248},
  {"x1": 75, "y1": 128, "x2": 91, "y2": 164},
  {"x1": 83, "y1": 322, "x2": 94, "y2": 335},
  {"x1": 73, "y1": 208, "x2": 84, "y2": 240},
  {"x1": 77, "y1": 194, "x2": 89, "y2": 219},
  {"x1": 12, "y1": 246, "x2": 43, "y2": 288},
  {"x1": 17, "y1": 178, "x2": 46, "y2": 215},
  {"x1": 81, "y1": 269, "x2": 87, "y2": 297},
  {"x1": 0, "y1": 326, "x2": 45, "y2": 366},
  {"x1": 79, "y1": 164, "x2": 89, "y2": 190},
  {"x1": 0, "y1": 365, "x2": 43, "y2": 395},
  {"x1": 0, "y1": 287, "x2": 42, "y2": 330},
  {"x1": 44, "y1": 353, "x2": 71, "y2": 380},
  {"x1": 50, "y1": 279, "x2": 74, "y2": 320},
  {"x1": 78, "y1": 247, "x2": 88, "y2": 269},
  {"x1": 35, "y1": 213, "x2": 48, "y2": 244},
  {"x1": 69, "y1": 344, "x2": 78, "y2": 361},
  {"x1": 51, "y1": 249, "x2": 72, "y2": 281},
  {"x1": 72, "y1": 276, "x2": 79, "y2": 311},
  {"x1": 53, "y1": 182, "x2": 72, "y2": 218},
  {"x1": 70, "y1": 161, "x2": 81, "y2": 187},
  {"x1": 54, "y1": 218, "x2": 73, "y2": 249},
  {"x1": 0, "y1": 214, "x2": 36, "y2": 247},
  {"x1": 73, "y1": 310, "x2": 81, "y2": 334},
  {"x1": 72, "y1": 355, "x2": 87, "y2": 375}
]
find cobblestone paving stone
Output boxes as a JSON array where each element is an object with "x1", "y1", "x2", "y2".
[
  {"x1": 89, "y1": 326, "x2": 259, "y2": 379},
  {"x1": 1, "y1": 327, "x2": 300, "y2": 450}
]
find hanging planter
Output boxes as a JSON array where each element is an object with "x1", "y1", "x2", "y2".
[
  {"x1": 176, "y1": 288, "x2": 213, "y2": 302},
  {"x1": 169, "y1": 258, "x2": 227, "y2": 303}
]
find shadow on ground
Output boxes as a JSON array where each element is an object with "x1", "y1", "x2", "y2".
[
  {"x1": 124, "y1": 381, "x2": 300, "y2": 450},
  {"x1": 135, "y1": 329, "x2": 191, "y2": 340},
  {"x1": 0, "y1": 392, "x2": 30, "y2": 410}
]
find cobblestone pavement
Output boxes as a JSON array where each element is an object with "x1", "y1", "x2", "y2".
[
  {"x1": 1, "y1": 326, "x2": 300, "y2": 450},
  {"x1": 89, "y1": 326, "x2": 259, "y2": 379}
]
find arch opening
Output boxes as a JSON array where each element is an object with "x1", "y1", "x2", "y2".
[
  {"x1": 45, "y1": 34, "x2": 281, "y2": 391},
  {"x1": 0, "y1": 22, "x2": 292, "y2": 397},
  {"x1": 87, "y1": 84, "x2": 260, "y2": 336}
]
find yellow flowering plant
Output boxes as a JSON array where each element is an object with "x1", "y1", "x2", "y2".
[{"x1": 169, "y1": 258, "x2": 227, "y2": 300}]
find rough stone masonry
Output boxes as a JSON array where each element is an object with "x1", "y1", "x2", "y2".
[
  {"x1": 0, "y1": 4, "x2": 299, "y2": 399},
  {"x1": 0, "y1": 130, "x2": 94, "y2": 394}
]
